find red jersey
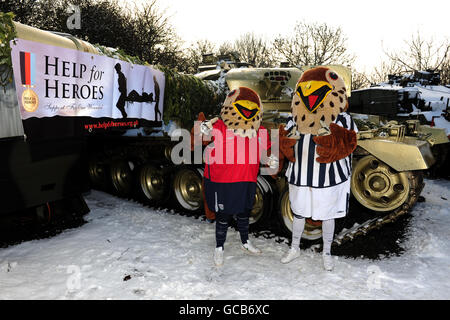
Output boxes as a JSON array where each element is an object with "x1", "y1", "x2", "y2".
[{"x1": 204, "y1": 119, "x2": 271, "y2": 183}]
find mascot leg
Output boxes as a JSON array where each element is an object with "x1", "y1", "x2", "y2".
[
  {"x1": 214, "y1": 213, "x2": 230, "y2": 267},
  {"x1": 236, "y1": 212, "x2": 249, "y2": 245},
  {"x1": 322, "y1": 219, "x2": 335, "y2": 255},
  {"x1": 291, "y1": 214, "x2": 305, "y2": 249},
  {"x1": 239, "y1": 212, "x2": 262, "y2": 255},
  {"x1": 281, "y1": 213, "x2": 304, "y2": 264},
  {"x1": 215, "y1": 213, "x2": 231, "y2": 249},
  {"x1": 239, "y1": 184, "x2": 261, "y2": 255},
  {"x1": 202, "y1": 179, "x2": 215, "y2": 222},
  {"x1": 322, "y1": 219, "x2": 335, "y2": 271}
]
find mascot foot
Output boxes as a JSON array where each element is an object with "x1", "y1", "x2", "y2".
[
  {"x1": 322, "y1": 253, "x2": 334, "y2": 271},
  {"x1": 281, "y1": 247, "x2": 300, "y2": 264},
  {"x1": 214, "y1": 247, "x2": 224, "y2": 266},
  {"x1": 241, "y1": 240, "x2": 262, "y2": 255}
]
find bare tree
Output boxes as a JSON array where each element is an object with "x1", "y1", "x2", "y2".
[
  {"x1": 129, "y1": 0, "x2": 186, "y2": 68},
  {"x1": 351, "y1": 71, "x2": 371, "y2": 90},
  {"x1": 184, "y1": 39, "x2": 217, "y2": 73},
  {"x1": 367, "y1": 60, "x2": 404, "y2": 85},
  {"x1": 273, "y1": 22, "x2": 355, "y2": 67},
  {"x1": 233, "y1": 32, "x2": 276, "y2": 67},
  {"x1": 440, "y1": 56, "x2": 450, "y2": 85},
  {"x1": 1, "y1": 0, "x2": 187, "y2": 70},
  {"x1": 217, "y1": 41, "x2": 234, "y2": 56},
  {"x1": 384, "y1": 31, "x2": 449, "y2": 73}
]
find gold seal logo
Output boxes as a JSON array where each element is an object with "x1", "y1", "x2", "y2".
[{"x1": 22, "y1": 88, "x2": 39, "y2": 112}]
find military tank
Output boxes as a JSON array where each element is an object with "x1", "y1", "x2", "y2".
[
  {"x1": 0, "y1": 16, "x2": 91, "y2": 224},
  {"x1": 196, "y1": 60, "x2": 435, "y2": 245},
  {"x1": 349, "y1": 72, "x2": 450, "y2": 178},
  {"x1": 0, "y1": 19, "x2": 224, "y2": 228},
  {"x1": 3, "y1": 17, "x2": 435, "y2": 248}
]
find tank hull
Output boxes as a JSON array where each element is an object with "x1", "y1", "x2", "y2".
[{"x1": 0, "y1": 136, "x2": 89, "y2": 215}]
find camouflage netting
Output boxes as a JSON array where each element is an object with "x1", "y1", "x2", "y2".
[
  {"x1": 0, "y1": 12, "x2": 16, "y2": 88},
  {"x1": 158, "y1": 66, "x2": 226, "y2": 128},
  {"x1": 0, "y1": 14, "x2": 226, "y2": 128}
]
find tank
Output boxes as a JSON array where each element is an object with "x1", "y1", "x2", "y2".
[
  {"x1": 202, "y1": 64, "x2": 435, "y2": 246},
  {"x1": 1, "y1": 20, "x2": 223, "y2": 228},
  {"x1": 0, "y1": 19, "x2": 91, "y2": 222},
  {"x1": 349, "y1": 72, "x2": 450, "y2": 178},
  {"x1": 2, "y1": 18, "x2": 436, "y2": 248}
]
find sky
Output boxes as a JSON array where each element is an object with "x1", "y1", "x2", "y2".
[{"x1": 131, "y1": 0, "x2": 449, "y2": 72}]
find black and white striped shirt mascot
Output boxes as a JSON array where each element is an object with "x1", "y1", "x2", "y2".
[{"x1": 280, "y1": 66, "x2": 358, "y2": 271}]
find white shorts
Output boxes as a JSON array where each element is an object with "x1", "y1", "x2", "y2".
[{"x1": 288, "y1": 179, "x2": 351, "y2": 220}]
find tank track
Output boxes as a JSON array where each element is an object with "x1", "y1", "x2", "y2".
[
  {"x1": 89, "y1": 146, "x2": 427, "y2": 249},
  {"x1": 332, "y1": 171, "x2": 424, "y2": 247}
]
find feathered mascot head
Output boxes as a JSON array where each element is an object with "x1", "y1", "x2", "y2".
[
  {"x1": 291, "y1": 66, "x2": 348, "y2": 135},
  {"x1": 220, "y1": 87, "x2": 263, "y2": 138}
]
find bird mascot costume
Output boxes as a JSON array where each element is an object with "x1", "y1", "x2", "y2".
[
  {"x1": 279, "y1": 66, "x2": 358, "y2": 271},
  {"x1": 196, "y1": 86, "x2": 277, "y2": 266}
]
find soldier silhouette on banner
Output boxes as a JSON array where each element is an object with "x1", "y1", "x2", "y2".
[
  {"x1": 114, "y1": 63, "x2": 160, "y2": 120},
  {"x1": 153, "y1": 75, "x2": 161, "y2": 121}
]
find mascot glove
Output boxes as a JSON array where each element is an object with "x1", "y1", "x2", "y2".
[
  {"x1": 267, "y1": 154, "x2": 279, "y2": 169},
  {"x1": 279, "y1": 124, "x2": 297, "y2": 163},
  {"x1": 200, "y1": 117, "x2": 219, "y2": 135},
  {"x1": 313, "y1": 123, "x2": 357, "y2": 163},
  {"x1": 286, "y1": 126, "x2": 301, "y2": 139}
]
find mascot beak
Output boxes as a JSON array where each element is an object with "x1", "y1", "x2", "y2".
[
  {"x1": 296, "y1": 80, "x2": 332, "y2": 113},
  {"x1": 233, "y1": 99, "x2": 260, "y2": 120}
]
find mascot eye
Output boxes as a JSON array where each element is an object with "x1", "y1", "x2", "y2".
[
  {"x1": 228, "y1": 90, "x2": 236, "y2": 97},
  {"x1": 329, "y1": 72, "x2": 338, "y2": 80}
]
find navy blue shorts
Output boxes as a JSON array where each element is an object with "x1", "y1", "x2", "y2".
[{"x1": 204, "y1": 178, "x2": 256, "y2": 215}]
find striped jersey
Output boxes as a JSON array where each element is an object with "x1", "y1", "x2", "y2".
[{"x1": 285, "y1": 112, "x2": 358, "y2": 188}]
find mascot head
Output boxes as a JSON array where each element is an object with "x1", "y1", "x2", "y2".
[
  {"x1": 291, "y1": 66, "x2": 348, "y2": 135},
  {"x1": 220, "y1": 86, "x2": 263, "y2": 138}
]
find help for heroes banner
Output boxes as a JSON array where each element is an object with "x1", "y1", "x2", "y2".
[{"x1": 10, "y1": 38, "x2": 165, "y2": 121}]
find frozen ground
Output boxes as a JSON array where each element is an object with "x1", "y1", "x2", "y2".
[{"x1": 0, "y1": 179, "x2": 449, "y2": 300}]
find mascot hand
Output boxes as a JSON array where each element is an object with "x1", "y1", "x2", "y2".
[
  {"x1": 267, "y1": 154, "x2": 279, "y2": 170},
  {"x1": 313, "y1": 123, "x2": 357, "y2": 163},
  {"x1": 200, "y1": 117, "x2": 219, "y2": 135},
  {"x1": 192, "y1": 112, "x2": 214, "y2": 150},
  {"x1": 193, "y1": 112, "x2": 207, "y2": 136},
  {"x1": 286, "y1": 125, "x2": 301, "y2": 139},
  {"x1": 279, "y1": 124, "x2": 297, "y2": 163}
]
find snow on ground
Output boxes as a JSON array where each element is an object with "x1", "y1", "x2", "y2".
[{"x1": 0, "y1": 179, "x2": 449, "y2": 300}]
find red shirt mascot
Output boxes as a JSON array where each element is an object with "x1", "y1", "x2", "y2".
[{"x1": 198, "y1": 87, "x2": 277, "y2": 266}]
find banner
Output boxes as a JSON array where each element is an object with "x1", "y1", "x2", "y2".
[{"x1": 10, "y1": 38, "x2": 165, "y2": 122}]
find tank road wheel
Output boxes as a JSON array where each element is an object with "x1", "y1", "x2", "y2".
[
  {"x1": 110, "y1": 160, "x2": 135, "y2": 197},
  {"x1": 351, "y1": 155, "x2": 413, "y2": 212},
  {"x1": 249, "y1": 176, "x2": 273, "y2": 230},
  {"x1": 173, "y1": 167, "x2": 204, "y2": 211},
  {"x1": 139, "y1": 164, "x2": 169, "y2": 204},
  {"x1": 278, "y1": 187, "x2": 323, "y2": 241},
  {"x1": 88, "y1": 158, "x2": 108, "y2": 190}
]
